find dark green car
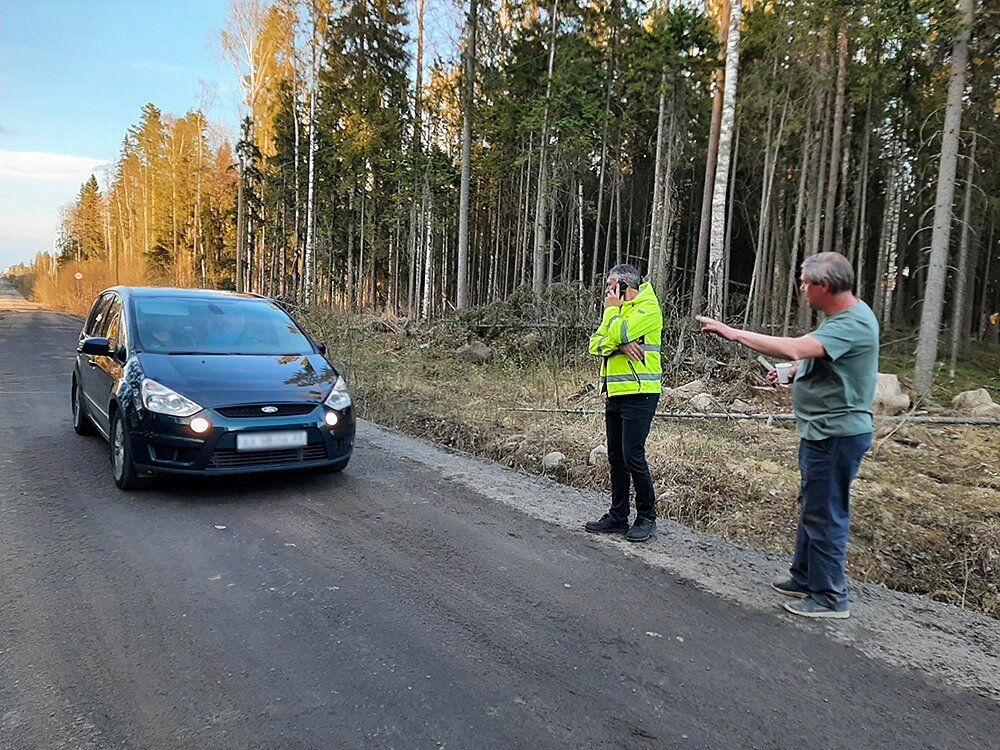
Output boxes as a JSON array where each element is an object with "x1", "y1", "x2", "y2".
[{"x1": 73, "y1": 287, "x2": 355, "y2": 490}]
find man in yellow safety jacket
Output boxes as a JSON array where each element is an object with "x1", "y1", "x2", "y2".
[{"x1": 585, "y1": 264, "x2": 663, "y2": 542}]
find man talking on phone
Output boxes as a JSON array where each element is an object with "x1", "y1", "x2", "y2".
[{"x1": 584, "y1": 264, "x2": 663, "y2": 542}]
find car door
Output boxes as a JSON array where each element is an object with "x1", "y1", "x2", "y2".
[
  {"x1": 79, "y1": 293, "x2": 115, "y2": 430},
  {"x1": 90, "y1": 297, "x2": 126, "y2": 436}
]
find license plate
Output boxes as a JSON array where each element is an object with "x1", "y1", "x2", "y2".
[{"x1": 236, "y1": 430, "x2": 308, "y2": 452}]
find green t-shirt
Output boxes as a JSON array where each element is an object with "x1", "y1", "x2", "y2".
[{"x1": 792, "y1": 300, "x2": 879, "y2": 440}]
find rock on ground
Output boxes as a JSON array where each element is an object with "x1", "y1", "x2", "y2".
[
  {"x1": 874, "y1": 373, "x2": 911, "y2": 415},
  {"x1": 952, "y1": 388, "x2": 995, "y2": 413},
  {"x1": 542, "y1": 451, "x2": 566, "y2": 470}
]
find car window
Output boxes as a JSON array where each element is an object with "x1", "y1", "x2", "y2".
[
  {"x1": 105, "y1": 300, "x2": 124, "y2": 351},
  {"x1": 83, "y1": 297, "x2": 104, "y2": 335},
  {"x1": 134, "y1": 297, "x2": 314, "y2": 355},
  {"x1": 86, "y1": 294, "x2": 114, "y2": 337}
]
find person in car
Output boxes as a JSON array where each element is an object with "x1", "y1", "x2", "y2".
[
  {"x1": 146, "y1": 320, "x2": 175, "y2": 349},
  {"x1": 204, "y1": 311, "x2": 246, "y2": 348}
]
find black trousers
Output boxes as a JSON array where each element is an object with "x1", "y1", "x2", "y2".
[{"x1": 605, "y1": 392, "x2": 659, "y2": 522}]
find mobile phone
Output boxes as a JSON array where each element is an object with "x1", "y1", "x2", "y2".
[{"x1": 617, "y1": 281, "x2": 627, "y2": 299}]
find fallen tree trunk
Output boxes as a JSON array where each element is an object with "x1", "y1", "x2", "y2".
[{"x1": 509, "y1": 407, "x2": 1000, "y2": 426}]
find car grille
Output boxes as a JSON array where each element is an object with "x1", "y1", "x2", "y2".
[
  {"x1": 215, "y1": 404, "x2": 316, "y2": 418},
  {"x1": 208, "y1": 444, "x2": 329, "y2": 469}
]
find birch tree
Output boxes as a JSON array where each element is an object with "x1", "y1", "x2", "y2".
[
  {"x1": 707, "y1": 0, "x2": 741, "y2": 319},
  {"x1": 532, "y1": 0, "x2": 559, "y2": 299}
]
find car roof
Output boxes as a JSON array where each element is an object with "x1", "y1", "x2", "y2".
[{"x1": 108, "y1": 286, "x2": 270, "y2": 302}]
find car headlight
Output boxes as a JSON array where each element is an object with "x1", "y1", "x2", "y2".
[
  {"x1": 324, "y1": 375, "x2": 352, "y2": 411},
  {"x1": 141, "y1": 378, "x2": 202, "y2": 417}
]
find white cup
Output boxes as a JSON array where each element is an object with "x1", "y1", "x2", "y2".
[{"x1": 775, "y1": 362, "x2": 792, "y2": 385}]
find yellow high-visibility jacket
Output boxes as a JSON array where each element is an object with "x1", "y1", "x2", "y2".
[{"x1": 588, "y1": 282, "x2": 663, "y2": 396}]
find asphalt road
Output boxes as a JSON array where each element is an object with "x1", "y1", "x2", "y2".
[{"x1": 1, "y1": 292, "x2": 998, "y2": 749}]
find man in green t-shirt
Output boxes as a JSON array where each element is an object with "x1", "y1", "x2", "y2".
[{"x1": 697, "y1": 252, "x2": 878, "y2": 619}]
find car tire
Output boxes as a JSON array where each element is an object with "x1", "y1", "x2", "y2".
[
  {"x1": 110, "y1": 410, "x2": 147, "y2": 490},
  {"x1": 72, "y1": 378, "x2": 95, "y2": 436},
  {"x1": 318, "y1": 457, "x2": 350, "y2": 474}
]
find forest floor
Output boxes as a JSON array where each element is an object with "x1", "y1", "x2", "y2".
[{"x1": 305, "y1": 305, "x2": 1000, "y2": 620}]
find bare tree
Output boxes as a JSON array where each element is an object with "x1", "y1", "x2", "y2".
[
  {"x1": 914, "y1": 0, "x2": 975, "y2": 398},
  {"x1": 948, "y1": 129, "x2": 977, "y2": 377},
  {"x1": 821, "y1": 26, "x2": 849, "y2": 255},
  {"x1": 456, "y1": 0, "x2": 478, "y2": 309}
]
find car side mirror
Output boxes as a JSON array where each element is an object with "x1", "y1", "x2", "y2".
[
  {"x1": 315, "y1": 341, "x2": 327, "y2": 355},
  {"x1": 79, "y1": 337, "x2": 113, "y2": 356}
]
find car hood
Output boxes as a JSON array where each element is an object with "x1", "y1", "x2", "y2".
[{"x1": 137, "y1": 353, "x2": 338, "y2": 407}]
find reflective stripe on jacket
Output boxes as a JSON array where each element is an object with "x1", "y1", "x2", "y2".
[{"x1": 588, "y1": 282, "x2": 663, "y2": 396}]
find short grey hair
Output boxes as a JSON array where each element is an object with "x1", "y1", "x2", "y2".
[
  {"x1": 607, "y1": 264, "x2": 641, "y2": 290},
  {"x1": 801, "y1": 252, "x2": 855, "y2": 294}
]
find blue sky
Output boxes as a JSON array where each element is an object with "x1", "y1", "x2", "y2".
[{"x1": 0, "y1": 0, "x2": 237, "y2": 271}]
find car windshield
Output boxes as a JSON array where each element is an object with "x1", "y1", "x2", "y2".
[{"x1": 134, "y1": 297, "x2": 314, "y2": 355}]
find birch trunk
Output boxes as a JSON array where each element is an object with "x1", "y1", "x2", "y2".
[
  {"x1": 690, "y1": 0, "x2": 729, "y2": 316},
  {"x1": 303, "y1": 86, "x2": 316, "y2": 306},
  {"x1": 236, "y1": 158, "x2": 245, "y2": 292},
  {"x1": 577, "y1": 181, "x2": 585, "y2": 285},
  {"x1": 292, "y1": 65, "x2": 300, "y2": 302},
  {"x1": 652, "y1": 97, "x2": 677, "y2": 297},
  {"x1": 421, "y1": 176, "x2": 433, "y2": 320},
  {"x1": 195, "y1": 115, "x2": 203, "y2": 286},
  {"x1": 707, "y1": 0, "x2": 742, "y2": 320},
  {"x1": 407, "y1": 0, "x2": 425, "y2": 314},
  {"x1": 649, "y1": 68, "x2": 670, "y2": 277},
  {"x1": 532, "y1": 0, "x2": 559, "y2": 298}
]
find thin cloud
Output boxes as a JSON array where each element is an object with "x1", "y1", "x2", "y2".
[
  {"x1": 130, "y1": 59, "x2": 186, "y2": 75},
  {"x1": 0, "y1": 151, "x2": 108, "y2": 183}
]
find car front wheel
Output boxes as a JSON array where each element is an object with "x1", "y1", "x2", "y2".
[
  {"x1": 72, "y1": 378, "x2": 95, "y2": 436},
  {"x1": 110, "y1": 410, "x2": 146, "y2": 490}
]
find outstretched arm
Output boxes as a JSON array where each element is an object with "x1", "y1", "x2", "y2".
[{"x1": 696, "y1": 315, "x2": 826, "y2": 361}]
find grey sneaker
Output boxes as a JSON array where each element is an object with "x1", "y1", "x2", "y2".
[
  {"x1": 626, "y1": 517, "x2": 657, "y2": 542},
  {"x1": 771, "y1": 578, "x2": 809, "y2": 598},
  {"x1": 784, "y1": 597, "x2": 850, "y2": 619}
]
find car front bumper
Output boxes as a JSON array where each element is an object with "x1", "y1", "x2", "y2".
[{"x1": 127, "y1": 404, "x2": 355, "y2": 476}]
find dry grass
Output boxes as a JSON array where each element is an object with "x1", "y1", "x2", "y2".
[{"x1": 306, "y1": 309, "x2": 1000, "y2": 618}]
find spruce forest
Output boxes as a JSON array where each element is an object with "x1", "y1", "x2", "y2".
[{"x1": 18, "y1": 0, "x2": 1000, "y2": 397}]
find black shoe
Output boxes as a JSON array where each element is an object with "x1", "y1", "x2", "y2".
[
  {"x1": 584, "y1": 513, "x2": 628, "y2": 534},
  {"x1": 771, "y1": 578, "x2": 809, "y2": 598},
  {"x1": 626, "y1": 517, "x2": 657, "y2": 542}
]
